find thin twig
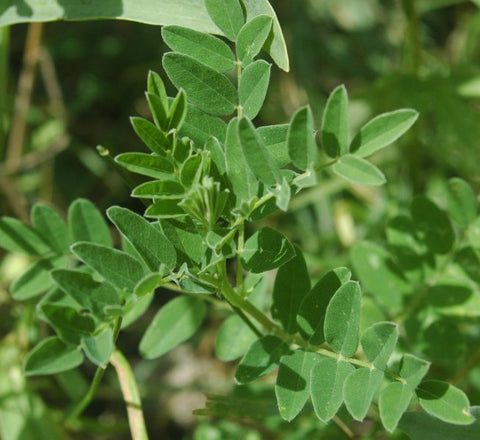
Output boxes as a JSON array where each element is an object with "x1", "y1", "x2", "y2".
[
  {"x1": 6, "y1": 22, "x2": 44, "y2": 167},
  {"x1": 0, "y1": 174, "x2": 29, "y2": 221},
  {"x1": 332, "y1": 415, "x2": 355, "y2": 439}
]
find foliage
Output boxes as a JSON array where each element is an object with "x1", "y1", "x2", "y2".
[{"x1": 1, "y1": 1, "x2": 480, "y2": 440}]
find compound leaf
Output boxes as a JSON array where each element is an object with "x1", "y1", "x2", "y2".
[
  {"x1": 239, "y1": 60, "x2": 271, "y2": 120},
  {"x1": 139, "y1": 296, "x2": 206, "y2": 359},
  {"x1": 68, "y1": 199, "x2": 112, "y2": 247},
  {"x1": 162, "y1": 25, "x2": 235, "y2": 72},
  {"x1": 351, "y1": 109, "x2": 418, "y2": 158},
  {"x1": 163, "y1": 52, "x2": 237, "y2": 116},
  {"x1": 241, "y1": 227, "x2": 295, "y2": 273},
  {"x1": 311, "y1": 358, "x2": 355, "y2": 422},
  {"x1": 324, "y1": 281, "x2": 361, "y2": 357},
  {"x1": 24, "y1": 337, "x2": 84, "y2": 376},
  {"x1": 275, "y1": 350, "x2": 320, "y2": 422}
]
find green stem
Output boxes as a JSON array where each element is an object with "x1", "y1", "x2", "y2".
[
  {"x1": 236, "y1": 223, "x2": 245, "y2": 294},
  {"x1": 110, "y1": 349, "x2": 149, "y2": 440}
]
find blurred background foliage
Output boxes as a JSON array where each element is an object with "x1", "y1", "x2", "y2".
[{"x1": 2, "y1": 0, "x2": 480, "y2": 439}]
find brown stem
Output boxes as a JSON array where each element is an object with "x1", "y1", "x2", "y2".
[{"x1": 6, "y1": 22, "x2": 44, "y2": 167}]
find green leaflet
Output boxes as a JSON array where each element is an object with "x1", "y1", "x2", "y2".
[
  {"x1": 411, "y1": 196, "x2": 455, "y2": 255},
  {"x1": 333, "y1": 154, "x2": 386, "y2": 186},
  {"x1": 446, "y1": 177, "x2": 477, "y2": 227},
  {"x1": 31, "y1": 204, "x2": 70, "y2": 253},
  {"x1": 139, "y1": 296, "x2": 206, "y2": 359},
  {"x1": 269, "y1": 175, "x2": 291, "y2": 212},
  {"x1": 115, "y1": 152, "x2": 174, "y2": 180},
  {"x1": 68, "y1": 198, "x2": 112, "y2": 247},
  {"x1": 131, "y1": 179, "x2": 185, "y2": 199},
  {"x1": 204, "y1": 0, "x2": 244, "y2": 41},
  {"x1": 235, "y1": 335, "x2": 289, "y2": 384},
  {"x1": 343, "y1": 367, "x2": 384, "y2": 421},
  {"x1": 167, "y1": 89, "x2": 188, "y2": 131},
  {"x1": 350, "y1": 241, "x2": 409, "y2": 310},
  {"x1": 148, "y1": 70, "x2": 169, "y2": 112},
  {"x1": 107, "y1": 206, "x2": 176, "y2": 271},
  {"x1": 180, "y1": 154, "x2": 203, "y2": 187},
  {"x1": 0, "y1": 216, "x2": 49, "y2": 255},
  {"x1": 145, "y1": 199, "x2": 185, "y2": 219},
  {"x1": 238, "y1": 116, "x2": 281, "y2": 187},
  {"x1": 162, "y1": 25, "x2": 235, "y2": 72},
  {"x1": 134, "y1": 273, "x2": 164, "y2": 297},
  {"x1": 417, "y1": 381, "x2": 473, "y2": 425},
  {"x1": 321, "y1": 85, "x2": 349, "y2": 157},
  {"x1": 351, "y1": 109, "x2": 418, "y2": 158},
  {"x1": 361, "y1": 322, "x2": 398, "y2": 370},
  {"x1": 271, "y1": 245, "x2": 310, "y2": 334},
  {"x1": 225, "y1": 118, "x2": 259, "y2": 203},
  {"x1": 398, "y1": 407, "x2": 480, "y2": 440},
  {"x1": 81, "y1": 327, "x2": 114, "y2": 368},
  {"x1": 399, "y1": 353, "x2": 431, "y2": 390},
  {"x1": 122, "y1": 294, "x2": 154, "y2": 329},
  {"x1": 275, "y1": 350, "x2": 321, "y2": 422},
  {"x1": 72, "y1": 242, "x2": 147, "y2": 293},
  {"x1": 51, "y1": 269, "x2": 121, "y2": 321},
  {"x1": 41, "y1": 304, "x2": 96, "y2": 345},
  {"x1": 180, "y1": 105, "x2": 227, "y2": 146},
  {"x1": 258, "y1": 124, "x2": 290, "y2": 167},
  {"x1": 240, "y1": 227, "x2": 295, "y2": 273},
  {"x1": 163, "y1": 52, "x2": 237, "y2": 116},
  {"x1": 146, "y1": 92, "x2": 168, "y2": 131},
  {"x1": 297, "y1": 267, "x2": 350, "y2": 345},
  {"x1": 215, "y1": 315, "x2": 257, "y2": 362},
  {"x1": 379, "y1": 382, "x2": 414, "y2": 432},
  {"x1": 287, "y1": 105, "x2": 318, "y2": 171},
  {"x1": 324, "y1": 281, "x2": 361, "y2": 357},
  {"x1": 236, "y1": 15, "x2": 273, "y2": 66},
  {"x1": 239, "y1": 60, "x2": 271, "y2": 120},
  {"x1": 10, "y1": 255, "x2": 66, "y2": 300},
  {"x1": 24, "y1": 337, "x2": 84, "y2": 376},
  {"x1": 130, "y1": 116, "x2": 169, "y2": 155},
  {"x1": 310, "y1": 358, "x2": 355, "y2": 422},
  {"x1": 204, "y1": 137, "x2": 227, "y2": 175}
]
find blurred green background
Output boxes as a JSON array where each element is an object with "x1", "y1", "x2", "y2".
[{"x1": 2, "y1": 1, "x2": 480, "y2": 439}]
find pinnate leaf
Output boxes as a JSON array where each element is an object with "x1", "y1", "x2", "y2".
[
  {"x1": 235, "y1": 335, "x2": 289, "y2": 384},
  {"x1": 236, "y1": 15, "x2": 273, "y2": 65},
  {"x1": 72, "y1": 242, "x2": 147, "y2": 292},
  {"x1": 139, "y1": 296, "x2": 206, "y2": 359},
  {"x1": 333, "y1": 154, "x2": 386, "y2": 186},
  {"x1": 417, "y1": 381, "x2": 473, "y2": 425},
  {"x1": 351, "y1": 109, "x2": 418, "y2": 157},
  {"x1": 241, "y1": 227, "x2": 295, "y2": 273},
  {"x1": 204, "y1": 0, "x2": 244, "y2": 41},
  {"x1": 324, "y1": 281, "x2": 361, "y2": 357},
  {"x1": 275, "y1": 350, "x2": 320, "y2": 422},
  {"x1": 271, "y1": 246, "x2": 310, "y2": 334},
  {"x1": 288, "y1": 105, "x2": 318, "y2": 171},
  {"x1": 107, "y1": 206, "x2": 176, "y2": 271},
  {"x1": 162, "y1": 25, "x2": 235, "y2": 72},
  {"x1": 68, "y1": 199, "x2": 112, "y2": 247},
  {"x1": 163, "y1": 52, "x2": 237, "y2": 116},
  {"x1": 24, "y1": 337, "x2": 84, "y2": 376},
  {"x1": 321, "y1": 85, "x2": 349, "y2": 157},
  {"x1": 239, "y1": 60, "x2": 271, "y2": 120},
  {"x1": 311, "y1": 358, "x2": 355, "y2": 422}
]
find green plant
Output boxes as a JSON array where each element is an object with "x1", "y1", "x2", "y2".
[{"x1": 1, "y1": 1, "x2": 479, "y2": 439}]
